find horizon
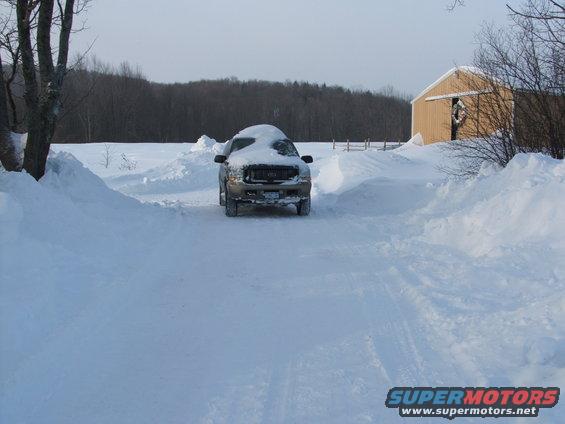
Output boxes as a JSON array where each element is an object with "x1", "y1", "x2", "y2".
[{"x1": 80, "y1": 64, "x2": 414, "y2": 99}]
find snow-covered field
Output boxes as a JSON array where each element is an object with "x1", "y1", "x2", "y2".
[{"x1": 1, "y1": 138, "x2": 564, "y2": 423}]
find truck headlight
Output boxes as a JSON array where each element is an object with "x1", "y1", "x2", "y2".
[{"x1": 227, "y1": 167, "x2": 243, "y2": 183}]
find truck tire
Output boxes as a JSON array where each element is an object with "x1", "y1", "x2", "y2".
[
  {"x1": 296, "y1": 196, "x2": 311, "y2": 216},
  {"x1": 225, "y1": 192, "x2": 238, "y2": 217},
  {"x1": 219, "y1": 185, "x2": 226, "y2": 206}
]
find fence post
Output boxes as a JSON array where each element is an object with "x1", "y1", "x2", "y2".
[
  {"x1": 368, "y1": 138, "x2": 371, "y2": 149},
  {"x1": 384, "y1": 139, "x2": 387, "y2": 151},
  {"x1": 347, "y1": 139, "x2": 350, "y2": 152},
  {"x1": 332, "y1": 139, "x2": 335, "y2": 150},
  {"x1": 364, "y1": 138, "x2": 367, "y2": 150}
]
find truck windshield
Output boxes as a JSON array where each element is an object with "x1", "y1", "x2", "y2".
[
  {"x1": 230, "y1": 138, "x2": 256, "y2": 154},
  {"x1": 271, "y1": 139, "x2": 298, "y2": 156}
]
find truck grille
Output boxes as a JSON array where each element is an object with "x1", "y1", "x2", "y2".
[{"x1": 244, "y1": 165, "x2": 298, "y2": 183}]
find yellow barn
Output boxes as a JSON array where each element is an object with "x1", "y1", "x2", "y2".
[{"x1": 411, "y1": 67, "x2": 513, "y2": 145}]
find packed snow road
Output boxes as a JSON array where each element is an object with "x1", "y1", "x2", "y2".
[{"x1": 1, "y1": 139, "x2": 564, "y2": 423}]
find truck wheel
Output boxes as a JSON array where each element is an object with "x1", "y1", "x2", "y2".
[
  {"x1": 297, "y1": 196, "x2": 311, "y2": 216},
  {"x1": 225, "y1": 193, "x2": 238, "y2": 217},
  {"x1": 219, "y1": 185, "x2": 226, "y2": 206}
]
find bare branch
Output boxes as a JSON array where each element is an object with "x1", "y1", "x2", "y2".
[{"x1": 446, "y1": 0, "x2": 465, "y2": 11}]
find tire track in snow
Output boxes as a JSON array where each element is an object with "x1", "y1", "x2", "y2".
[
  {"x1": 316, "y1": 231, "x2": 436, "y2": 387},
  {"x1": 261, "y1": 359, "x2": 297, "y2": 424},
  {"x1": 314, "y1": 218, "x2": 479, "y2": 388},
  {"x1": 133, "y1": 195, "x2": 481, "y2": 423},
  {"x1": 187, "y1": 202, "x2": 490, "y2": 423},
  {"x1": 387, "y1": 263, "x2": 489, "y2": 385},
  {"x1": 190, "y1": 209, "x2": 304, "y2": 424}
]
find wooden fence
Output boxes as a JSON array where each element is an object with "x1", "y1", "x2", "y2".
[{"x1": 331, "y1": 139, "x2": 403, "y2": 152}]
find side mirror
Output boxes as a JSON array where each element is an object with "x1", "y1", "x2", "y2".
[
  {"x1": 301, "y1": 155, "x2": 313, "y2": 164},
  {"x1": 214, "y1": 155, "x2": 227, "y2": 163}
]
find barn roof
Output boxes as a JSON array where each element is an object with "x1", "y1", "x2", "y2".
[{"x1": 411, "y1": 66, "x2": 486, "y2": 104}]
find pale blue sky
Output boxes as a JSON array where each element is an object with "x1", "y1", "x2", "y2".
[{"x1": 71, "y1": 0, "x2": 519, "y2": 96}]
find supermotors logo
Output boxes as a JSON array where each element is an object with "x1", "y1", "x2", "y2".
[{"x1": 385, "y1": 387, "x2": 560, "y2": 420}]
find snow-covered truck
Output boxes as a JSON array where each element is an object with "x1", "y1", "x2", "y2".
[{"x1": 214, "y1": 125, "x2": 313, "y2": 216}]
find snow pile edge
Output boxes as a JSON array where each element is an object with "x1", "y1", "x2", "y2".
[{"x1": 422, "y1": 153, "x2": 565, "y2": 257}]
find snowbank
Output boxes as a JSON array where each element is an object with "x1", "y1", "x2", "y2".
[
  {"x1": 95, "y1": 135, "x2": 225, "y2": 199},
  {"x1": 50, "y1": 143, "x2": 197, "y2": 179},
  {"x1": 106, "y1": 147, "x2": 221, "y2": 198},
  {"x1": 396, "y1": 132, "x2": 423, "y2": 151},
  {"x1": 0, "y1": 191, "x2": 22, "y2": 242},
  {"x1": 1, "y1": 152, "x2": 138, "y2": 249},
  {"x1": 422, "y1": 153, "x2": 565, "y2": 257},
  {"x1": 0, "y1": 152, "x2": 172, "y2": 403},
  {"x1": 312, "y1": 145, "x2": 441, "y2": 195},
  {"x1": 191, "y1": 135, "x2": 223, "y2": 153}
]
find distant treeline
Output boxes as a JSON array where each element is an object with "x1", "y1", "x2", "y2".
[{"x1": 9, "y1": 60, "x2": 412, "y2": 143}]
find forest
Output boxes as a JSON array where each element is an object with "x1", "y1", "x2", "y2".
[{"x1": 6, "y1": 61, "x2": 411, "y2": 144}]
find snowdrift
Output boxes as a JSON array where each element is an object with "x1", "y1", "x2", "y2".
[
  {"x1": 422, "y1": 153, "x2": 565, "y2": 257},
  {"x1": 191, "y1": 135, "x2": 222, "y2": 153},
  {"x1": 397, "y1": 132, "x2": 423, "y2": 150},
  {"x1": 310, "y1": 142, "x2": 444, "y2": 215},
  {"x1": 106, "y1": 135, "x2": 224, "y2": 197},
  {"x1": 1, "y1": 152, "x2": 142, "y2": 250},
  {"x1": 0, "y1": 152, "x2": 172, "y2": 398}
]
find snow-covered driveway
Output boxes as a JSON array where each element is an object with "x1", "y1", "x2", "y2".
[{"x1": 2, "y1": 141, "x2": 564, "y2": 423}]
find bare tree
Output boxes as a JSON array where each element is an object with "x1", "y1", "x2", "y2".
[
  {"x1": 0, "y1": 0, "x2": 90, "y2": 179},
  {"x1": 446, "y1": 0, "x2": 465, "y2": 11},
  {"x1": 118, "y1": 152, "x2": 136, "y2": 171},
  {"x1": 99, "y1": 142, "x2": 113, "y2": 168},
  {"x1": 444, "y1": 0, "x2": 564, "y2": 175},
  {"x1": 0, "y1": 6, "x2": 21, "y2": 170},
  {"x1": 507, "y1": 0, "x2": 564, "y2": 48},
  {"x1": 0, "y1": 6, "x2": 23, "y2": 132},
  {"x1": 0, "y1": 51, "x2": 21, "y2": 170}
]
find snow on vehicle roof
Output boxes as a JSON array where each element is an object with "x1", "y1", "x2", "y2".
[
  {"x1": 232, "y1": 124, "x2": 288, "y2": 144},
  {"x1": 227, "y1": 125, "x2": 309, "y2": 170}
]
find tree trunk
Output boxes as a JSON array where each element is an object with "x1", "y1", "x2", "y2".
[
  {"x1": 0, "y1": 54, "x2": 21, "y2": 171},
  {"x1": 16, "y1": 0, "x2": 75, "y2": 180},
  {"x1": 22, "y1": 115, "x2": 53, "y2": 178}
]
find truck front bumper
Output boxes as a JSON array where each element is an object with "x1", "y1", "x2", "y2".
[{"x1": 227, "y1": 181, "x2": 311, "y2": 205}]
